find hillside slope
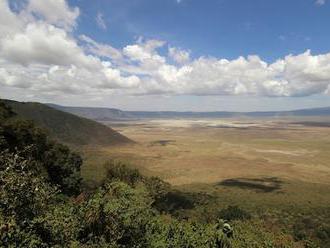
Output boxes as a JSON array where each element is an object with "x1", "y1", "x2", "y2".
[
  {"x1": 48, "y1": 104, "x2": 133, "y2": 121},
  {"x1": 5, "y1": 100, "x2": 133, "y2": 146}
]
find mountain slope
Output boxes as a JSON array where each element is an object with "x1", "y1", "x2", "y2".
[
  {"x1": 5, "y1": 100, "x2": 133, "y2": 146},
  {"x1": 48, "y1": 104, "x2": 133, "y2": 121},
  {"x1": 48, "y1": 104, "x2": 330, "y2": 120}
]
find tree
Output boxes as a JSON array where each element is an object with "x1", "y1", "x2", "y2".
[
  {"x1": 0, "y1": 150, "x2": 57, "y2": 247},
  {"x1": 43, "y1": 143, "x2": 82, "y2": 195},
  {"x1": 79, "y1": 181, "x2": 154, "y2": 247}
]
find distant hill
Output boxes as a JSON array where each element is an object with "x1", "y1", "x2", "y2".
[
  {"x1": 48, "y1": 103, "x2": 330, "y2": 121},
  {"x1": 48, "y1": 104, "x2": 133, "y2": 121},
  {"x1": 5, "y1": 100, "x2": 133, "y2": 146}
]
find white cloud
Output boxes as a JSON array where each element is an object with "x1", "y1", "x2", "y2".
[
  {"x1": 79, "y1": 35, "x2": 123, "y2": 61},
  {"x1": 96, "y1": 12, "x2": 107, "y2": 30},
  {"x1": 316, "y1": 0, "x2": 326, "y2": 5},
  {"x1": 122, "y1": 39, "x2": 167, "y2": 75},
  {"x1": 169, "y1": 47, "x2": 190, "y2": 64},
  {"x1": 27, "y1": 0, "x2": 79, "y2": 31},
  {"x1": 1, "y1": 0, "x2": 330, "y2": 102},
  {"x1": 123, "y1": 49, "x2": 330, "y2": 97},
  {"x1": 1, "y1": 23, "x2": 99, "y2": 69},
  {"x1": 0, "y1": 0, "x2": 140, "y2": 95},
  {"x1": 0, "y1": 1, "x2": 24, "y2": 37}
]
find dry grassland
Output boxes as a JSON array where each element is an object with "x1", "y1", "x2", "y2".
[{"x1": 82, "y1": 118, "x2": 330, "y2": 188}]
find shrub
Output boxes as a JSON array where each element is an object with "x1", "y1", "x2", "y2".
[
  {"x1": 0, "y1": 151, "x2": 57, "y2": 247},
  {"x1": 79, "y1": 181, "x2": 154, "y2": 247},
  {"x1": 218, "y1": 205, "x2": 251, "y2": 221},
  {"x1": 104, "y1": 160, "x2": 143, "y2": 186},
  {"x1": 0, "y1": 102, "x2": 82, "y2": 195}
]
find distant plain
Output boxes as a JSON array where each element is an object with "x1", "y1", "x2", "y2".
[
  {"x1": 82, "y1": 117, "x2": 330, "y2": 186},
  {"x1": 81, "y1": 117, "x2": 330, "y2": 236}
]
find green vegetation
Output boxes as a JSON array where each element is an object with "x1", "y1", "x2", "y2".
[
  {"x1": 0, "y1": 114, "x2": 82, "y2": 195},
  {"x1": 218, "y1": 205, "x2": 251, "y2": 221},
  {"x1": 1, "y1": 100, "x2": 329, "y2": 247},
  {"x1": 0, "y1": 100, "x2": 230, "y2": 247}
]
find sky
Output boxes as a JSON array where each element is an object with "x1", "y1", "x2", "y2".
[{"x1": 1, "y1": 0, "x2": 330, "y2": 111}]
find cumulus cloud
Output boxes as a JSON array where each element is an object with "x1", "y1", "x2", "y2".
[
  {"x1": 1, "y1": 23, "x2": 99, "y2": 68},
  {"x1": 169, "y1": 47, "x2": 190, "y2": 64},
  {"x1": 123, "y1": 39, "x2": 166, "y2": 73},
  {"x1": 1, "y1": 0, "x2": 330, "y2": 100},
  {"x1": 27, "y1": 0, "x2": 79, "y2": 31},
  {"x1": 0, "y1": 0, "x2": 140, "y2": 95}
]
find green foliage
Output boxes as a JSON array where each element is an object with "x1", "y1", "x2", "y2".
[
  {"x1": 0, "y1": 150, "x2": 56, "y2": 221},
  {"x1": 218, "y1": 205, "x2": 251, "y2": 221},
  {"x1": 44, "y1": 143, "x2": 82, "y2": 195},
  {"x1": 146, "y1": 217, "x2": 231, "y2": 248},
  {"x1": 103, "y1": 160, "x2": 171, "y2": 205},
  {"x1": 78, "y1": 180, "x2": 231, "y2": 248},
  {"x1": 40, "y1": 201, "x2": 84, "y2": 247},
  {"x1": 316, "y1": 225, "x2": 330, "y2": 241},
  {"x1": 0, "y1": 147, "x2": 234, "y2": 247},
  {"x1": 104, "y1": 160, "x2": 143, "y2": 186},
  {"x1": 0, "y1": 100, "x2": 15, "y2": 120},
  {"x1": 1, "y1": 119, "x2": 48, "y2": 158},
  {"x1": 0, "y1": 101, "x2": 82, "y2": 195},
  {"x1": 292, "y1": 216, "x2": 330, "y2": 247},
  {"x1": 0, "y1": 151, "x2": 57, "y2": 247},
  {"x1": 80, "y1": 181, "x2": 154, "y2": 246},
  {"x1": 144, "y1": 176, "x2": 171, "y2": 202},
  {"x1": 231, "y1": 219, "x2": 298, "y2": 248}
]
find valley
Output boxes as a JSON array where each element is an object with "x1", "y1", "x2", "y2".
[
  {"x1": 81, "y1": 117, "x2": 330, "y2": 246},
  {"x1": 2, "y1": 100, "x2": 330, "y2": 247},
  {"x1": 82, "y1": 118, "x2": 330, "y2": 187},
  {"x1": 2, "y1": 0, "x2": 330, "y2": 246}
]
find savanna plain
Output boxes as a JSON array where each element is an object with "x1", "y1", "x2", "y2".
[
  {"x1": 83, "y1": 117, "x2": 330, "y2": 186},
  {"x1": 80, "y1": 117, "x2": 330, "y2": 246}
]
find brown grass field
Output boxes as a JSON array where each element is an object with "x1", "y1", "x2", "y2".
[
  {"x1": 82, "y1": 118, "x2": 330, "y2": 185},
  {"x1": 80, "y1": 117, "x2": 330, "y2": 214}
]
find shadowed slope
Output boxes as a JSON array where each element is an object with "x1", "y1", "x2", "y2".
[{"x1": 4, "y1": 100, "x2": 133, "y2": 146}]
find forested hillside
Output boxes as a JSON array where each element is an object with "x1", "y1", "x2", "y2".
[{"x1": 4, "y1": 100, "x2": 132, "y2": 146}]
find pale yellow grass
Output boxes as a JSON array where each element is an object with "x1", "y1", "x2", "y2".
[{"x1": 82, "y1": 118, "x2": 330, "y2": 186}]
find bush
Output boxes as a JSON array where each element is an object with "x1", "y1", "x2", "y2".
[
  {"x1": 316, "y1": 225, "x2": 330, "y2": 240},
  {"x1": 103, "y1": 160, "x2": 143, "y2": 186},
  {"x1": 218, "y1": 205, "x2": 251, "y2": 221},
  {"x1": 79, "y1": 181, "x2": 154, "y2": 246},
  {"x1": 0, "y1": 100, "x2": 15, "y2": 120},
  {"x1": 0, "y1": 102, "x2": 82, "y2": 195},
  {"x1": 146, "y1": 217, "x2": 231, "y2": 248},
  {"x1": 43, "y1": 143, "x2": 82, "y2": 195},
  {"x1": 103, "y1": 160, "x2": 170, "y2": 203},
  {"x1": 0, "y1": 151, "x2": 57, "y2": 247}
]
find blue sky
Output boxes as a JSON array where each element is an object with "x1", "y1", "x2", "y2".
[
  {"x1": 1, "y1": 0, "x2": 330, "y2": 111},
  {"x1": 72, "y1": 0, "x2": 330, "y2": 62}
]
